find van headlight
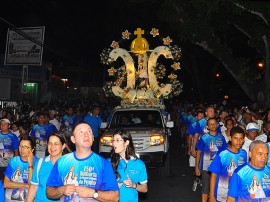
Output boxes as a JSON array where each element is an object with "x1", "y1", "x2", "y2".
[
  {"x1": 150, "y1": 134, "x2": 164, "y2": 146},
  {"x1": 100, "y1": 135, "x2": 113, "y2": 146}
]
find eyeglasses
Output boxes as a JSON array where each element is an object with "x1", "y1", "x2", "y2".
[
  {"x1": 19, "y1": 145, "x2": 30, "y2": 149},
  {"x1": 48, "y1": 142, "x2": 62, "y2": 146},
  {"x1": 112, "y1": 139, "x2": 124, "y2": 143}
]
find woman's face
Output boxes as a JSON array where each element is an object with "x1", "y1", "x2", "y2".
[
  {"x1": 19, "y1": 127, "x2": 27, "y2": 136},
  {"x1": 112, "y1": 134, "x2": 128, "y2": 156},
  {"x1": 19, "y1": 140, "x2": 33, "y2": 158},
  {"x1": 47, "y1": 135, "x2": 65, "y2": 157},
  {"x1": 225, "y1": 120, "x2": 234, "y2": 131}
]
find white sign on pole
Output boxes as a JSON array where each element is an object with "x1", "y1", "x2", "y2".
[{"x1": 4, "y1": 26, "x2": 45, "y2": 66}]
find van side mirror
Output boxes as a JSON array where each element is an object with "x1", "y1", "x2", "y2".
[
  {"x1": 166, "y1": 121, "x2": 174, "y2": 128},
  {"x1": 100, "y1": 122, "x2": 108, "y2": 129}
]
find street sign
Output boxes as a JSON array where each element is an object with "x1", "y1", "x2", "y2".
[{"x1": 4, "y1": 26, "x2": 45, "y2": 65}]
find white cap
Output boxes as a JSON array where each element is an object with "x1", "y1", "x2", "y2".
[
  {"x1": 246, "y1": 122, "x2": 259, "y2": 132},
  {"x1": 0, "y1": 118, "x2": 10, "y2": 124}
]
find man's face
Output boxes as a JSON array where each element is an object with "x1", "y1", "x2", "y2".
[
  {"x1": 67, "y1": 108, "x2": 73, "y2": 116},
  {"x1": 229, "y1": 133, "x2": 244, "y2": 150},
  {"x1": 0, "y1": 121, "x2": 10, "y2": 133},
  {"x1": 92, "y1": 108, "x2": 100, "y2": 116},
  {"x1": 71, "y1": 123, "x2": 94, "y2": 149},
  {"x1": 243, "y1": 114, "x2": 252, "y2": 125},
  {"x1": 249, "y1": 144, "x2": 268, "y2": 169},
  {"x1": 220, "y1": 111, "x2": 227, "y2": 120},
  {"x1": 247, "y1": 130, "x2": 257, "y2": 141},
  {"x1": 38, "y1": 115, "x2": 45, "y2": 125},
  {"x1": 207, "y1": 119, "x2": 218, "y2": 133},
  {"x1": 49, "y1": 112, "x2": 55, "y2": 120},
  {"x1": 206, "y1": 107, "x2": 215, "y2": 119}
]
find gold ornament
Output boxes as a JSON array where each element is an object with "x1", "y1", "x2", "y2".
[{"x1": 131, "y1": 28, "x2": 149, "y2": 54}]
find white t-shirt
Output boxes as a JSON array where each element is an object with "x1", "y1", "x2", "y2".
[
  {"x1": 242, "y1": 137, "x2": 253, "y2": 154},
  {"x1": 255, "y1": 133, "x2": 267, "y2": 143}
]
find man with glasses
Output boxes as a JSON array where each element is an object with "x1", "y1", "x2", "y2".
[{"x1": 0, "y1": 118, "x2": 19, "y2": 180}]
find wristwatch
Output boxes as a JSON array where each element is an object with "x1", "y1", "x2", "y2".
[{"x1": 93, "y1": 190, "x2": 98, "y2": 199}]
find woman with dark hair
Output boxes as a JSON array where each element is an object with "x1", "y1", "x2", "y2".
[
  {"x1": 26, "y1": 132, "x2": 71, "y2": 202},
  {"x1": 4, "y1": 136, "x2": 38, "y2": 202},
  {"x1": 109, "y1": 129, "x2": 148, "y2": 202}
]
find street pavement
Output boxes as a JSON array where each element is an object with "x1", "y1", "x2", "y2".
[{"x1": 139, "y1": 134, "x2": 201, "y2": 202}]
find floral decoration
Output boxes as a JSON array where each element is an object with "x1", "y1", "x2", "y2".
[
  {"x1": 110, "y1": 41, "x2": 119, "y2": 49},
  {"x1": 100, "y1": 28, "x2": 183, "y2": 107},
  {"x1": 122, "y1": 30, "x2": 131, "y2": 39},
  {"x1": 171, "y1": 62, "x2": 181, "y2": 70},
  {"x1": 150, "y1": 28, "x2": 159, "y2": 37},
  {"x1": 108, "y1": 67, "x2": 117, "y2": 76},
  {"x1": 163, "y1": 36, "x2": 173, "y2": 45}
]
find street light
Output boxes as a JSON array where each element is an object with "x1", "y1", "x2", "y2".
[
  {"x1": 61, "y1": 78, "x2": 68, "y2": 89},
  {"x1": 257, "y1": 61, "x2": 264, "y2": 69}
]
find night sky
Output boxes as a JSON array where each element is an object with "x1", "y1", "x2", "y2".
[{"x1": 0, "y1": 0, "x2": 255, "y2": 104}]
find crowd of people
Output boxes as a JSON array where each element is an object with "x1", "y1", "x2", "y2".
[
  {"x1": 1, "y1": 99, "x2": 270, "y2": 201},
  {"x1": 177, "y1": 101, "x2": 270, "y2": 202},
  {"x1": 0, "y1": 102, "x2": 148, "y2": 202}
]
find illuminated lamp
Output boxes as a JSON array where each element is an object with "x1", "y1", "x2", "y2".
[{"x1": 257, "y1": 61, "x2": 264, "y2": 69}]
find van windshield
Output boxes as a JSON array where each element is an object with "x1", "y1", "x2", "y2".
[{"x1": 110, "y1": 110, "x2": 163, "y2": 128}]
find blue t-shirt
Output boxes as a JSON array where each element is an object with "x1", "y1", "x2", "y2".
[
  {"x1": 108, "y1": 157, "x2": 148, "y2": 202},
  {"x1": 31, "y1": 156, "x2": 58, "y2": 202},
  {"x1": 46, "y1": 123, "x2": 57, "y2": 133},
  {"x1": 267, "y1": 143, "x2": 270, "y2": 167},
  {"x1": 61, "y1": 115, "x2": 78, "y2": 132},
  {"x1": 196, "y1": 133, "x2": 227, "y2": 170},
  {"x1": 228, "y1": 164, "x2": 270, "y2": 201},
  {"x1": 0, "y1": 131, "x2": 19, "y2": 167},
  {"x1": 187, "y1": 121, "x2": 197, "y2": 136},
  {"x1": 0, "y1": 180, "x2": 4, "y2": 202},
  {"x1": 194, "y1": 118, "x2": 221, "y2": 136},
  {"x1": 4, "y1": 156, "x2": 39, "y2": 201},
  {"x1": 208, "y1": 148, "x2": 247, "y2": 201},
  {"x1": 187, "y1": 115, "x2": 197, "y2": 125},
  {"x1": 46, "y1": 152, "x2": 119, "y2": 202},
  {"x1": 30, "y1": 124, "x2": 55, "y2": 158},
  {"x1": 83, "y1": 114, "x2": 102, "y2": 137}
]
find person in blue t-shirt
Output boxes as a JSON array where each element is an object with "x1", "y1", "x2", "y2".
[
  {"x1": 0, "y1": 118, "x2": 19, "y2": 180},
  {"x1": 227, "y1": 140, "x2": 270, "y2": 202},
  {"x1": 195, "y1": 118, "x2": 227, "y2": 202},
  {"x1": 109, "y1": 129, "x2": 148, "y2": 202},
  {"x1": 29, "y1": 112, "x2": 56, "y2": 158},
  {"x1": 46, "y1": 122, "x2": 119, "y2": 202},
  {"x1": 192, "y1": 106, "x2": 218, "y2": 158},
  {"x1": 208, "y1": 126, "x2": 247, "y2": 202},
  {"x1": 83, "y1": 105, "x2": 102, "y2": 154},
  {"x1": 4, "y1": 136, "x2": 38, "y2": 202},
  {"x1": 60, "y1": 106, "x2": 79, "y2": 151},
  {"x1": 27, "y1": 131, "x2": 71, "y2": 202},
  {"x1": 0, "y1": 180, "x2": 4, "y2": 202},
  {"x1": 187, "y1": 110, "x2": 205, "y2": 191}
]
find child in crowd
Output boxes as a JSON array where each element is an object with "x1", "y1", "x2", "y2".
[{"x1": 208, "y1": 126, "x2": 247, "y2": 202}]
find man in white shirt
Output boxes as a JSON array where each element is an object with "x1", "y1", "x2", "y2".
[{"x1": 49, "y1": 110, "x2": 60, "y2": 130}]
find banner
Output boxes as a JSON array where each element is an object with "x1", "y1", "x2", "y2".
[{"x1": 4, "y1": 26, "x2": 45, "y2": 65}]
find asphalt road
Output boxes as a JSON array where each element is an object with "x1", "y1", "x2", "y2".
[{"x1": 139, "y1": 134, "x2": 201, "y2": 202}]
